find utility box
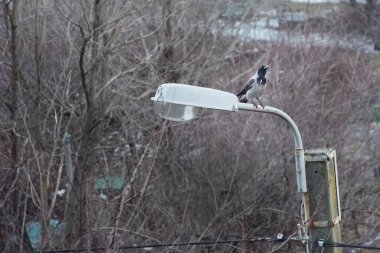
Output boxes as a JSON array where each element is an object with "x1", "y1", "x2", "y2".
[{"x1": 305, "y1": 149, "x2": 342, "y2": 253}]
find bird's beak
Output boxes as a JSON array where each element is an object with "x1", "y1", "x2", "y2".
[{"x1": 264, "y1": 66, "x2": 269, "y2": 69}]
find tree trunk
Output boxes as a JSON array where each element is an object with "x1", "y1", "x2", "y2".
[
  {"x1": 64, "y1": 0, "x2": 106, "y2": 248},
  {"x1": 0, "y1": 0, "x2": 32, "y2": 252},
  {"x1": 159, "y1": 0, "x2": 179, "y2": 83}
]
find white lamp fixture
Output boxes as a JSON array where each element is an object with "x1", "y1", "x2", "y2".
[{"x1": 151, "y1": 83, "x2": 239, "y2": 121}]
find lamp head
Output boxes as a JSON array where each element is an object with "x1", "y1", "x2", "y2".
[{"x1": 151, "y1": 83, "x2": 239, "y2": 121}]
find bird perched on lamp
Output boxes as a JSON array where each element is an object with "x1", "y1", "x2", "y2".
[{"x1": 236, "y1": 65, "x2": 269, "y2": 108}]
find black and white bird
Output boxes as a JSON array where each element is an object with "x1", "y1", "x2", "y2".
[{"x1": 236, "y1": 65, "x2": 269, "y2": 107}]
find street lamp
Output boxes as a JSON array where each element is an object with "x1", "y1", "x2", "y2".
[
  {"x1": 152, "y1": 83, "x2": 311, "y2": 251},
  {"x1": 151, "y1": 83, "x2": 350, "y2": 253},
  {"x1": 152, "y1": 83, "x2": 307, "y2": 193}
]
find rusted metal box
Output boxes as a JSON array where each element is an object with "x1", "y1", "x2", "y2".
[{"x1": 305, "y1": 148, "x2": 341, "y2": 253}]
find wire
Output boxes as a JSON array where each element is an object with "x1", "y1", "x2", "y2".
[
  {"x1": 311, "y1": 239, "x2": 380, "y2": 251},
  {"x1": 31, "y1": 237, "x2": 279, "y2": 253},
  {"x1": 310, "y1": 241, "x2": 319, "y2": 253},
  {"x1": 31, "y1": 237, "x2": 380, "y2": 253},
  {"x1": 323, "y1": 241, "x2": 380, "y2": 250}
]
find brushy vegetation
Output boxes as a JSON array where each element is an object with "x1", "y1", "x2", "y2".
[{"x1": 0, "y1": 0, "x2": 379, "y2": 252}]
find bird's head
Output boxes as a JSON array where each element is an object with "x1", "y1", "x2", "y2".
[{"x1": 258, "y1": 65, "x2": 269, "y2": 77}]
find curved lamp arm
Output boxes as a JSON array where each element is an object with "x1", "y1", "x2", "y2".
[{"x1": 237, "y1": 103, "x2": 307, "y2": 193}]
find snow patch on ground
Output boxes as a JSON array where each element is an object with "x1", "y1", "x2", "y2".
[{"x1": 217, "y1": 19, "x2": 374, "y2": 53}]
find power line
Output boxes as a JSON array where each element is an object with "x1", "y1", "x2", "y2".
[
  {"x1": 31, "y1": 237, "x2": 279, "y2": 253},
  {"x1": 31, "y1": 237, "x2": 380, "y2": 253},
  {"x1": 321, "y1": 241, "x2": 380, "y2": 250},
  {"x1": 311, "y1": 239, "x2": 380, "y2": 251}
]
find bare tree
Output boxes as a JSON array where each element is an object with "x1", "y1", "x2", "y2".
[
  {"x1": 0, "y1": 1, "x2": 379, "y2": 252},
  {"x1": 0, "y1": 0, "x2": 34, "y2": 252}
]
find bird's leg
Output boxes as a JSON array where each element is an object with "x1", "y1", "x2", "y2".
[
  {"x1": 256, "y1": 97, "x2": 264, "y2": 108},
  {"x1": 250, "y1": 99, "x2": 258, "y2": 107}
]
